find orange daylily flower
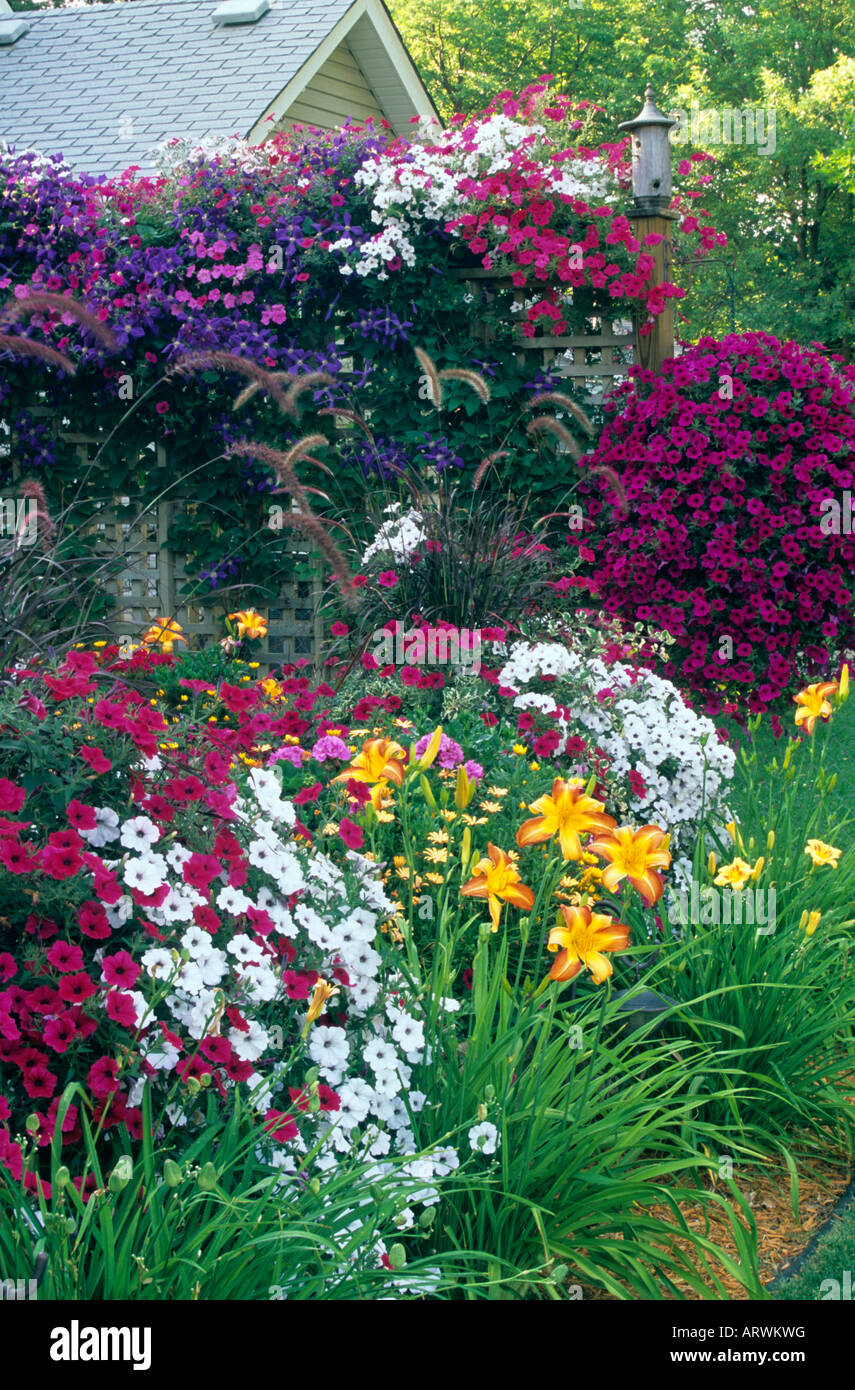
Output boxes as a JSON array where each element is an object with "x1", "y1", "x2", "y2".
[
  {"x1": 516, "y1": 778, "x2": 616, "y2": 861},
  {"x1": 461, "y1": 842, "x2": 534, "y2": 932},
  {"x1": 547, "y1": 904, "x2": 630, "y2": 983},
  {"x1": 794, "y1": 680, "x2": 837, "y2": 734},
  {"x1": 140, "y1": 617, "x2": 187, "y2": 653},
  {"x1": 333, "y1": 737, "x2": 407, "y2": 790},
  {"x1": 587, "y1": 824, "x2": 672, "y2": 906},
  {"x1": 229, "y1": 608, "x2": 268, "y2": 640}
]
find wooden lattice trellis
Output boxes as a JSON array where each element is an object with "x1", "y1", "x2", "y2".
[
  {"x1": 9, "y1": 425, "x2": 324, "y2": 673},
  {"x1": 450, "y1": 268, "x2": 636, "y2": 417},
  {"x1": 6, "y1": 277, "x2": 636, "y2": 672}
]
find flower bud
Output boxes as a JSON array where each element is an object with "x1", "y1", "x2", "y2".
[
  {"x1": 420, "y1": 774, "x2": 437, "y2": 811},
  {"x1": 54, "y1": 1165, "x2": 71, "y2": 1189},
  {"x1": 766, "y1": 830, "x2": 775, "y2": 851},
  {"x1": 108, "y1": 1155, "x2": 133, "y2": 1193},
  {"x1": 388, "y1": 1243, "x2": 407, "y2": 1270},
  {"x1": 309, "y1": 1177, "x2": 321, "y2": 1195},
  {"x1": 707, "y1": 851, "x2": 716, "y2": 876},
  {"x1": 197, "y1": 1162, "x2": 219, "y2": 1191},
  {"x1": 163, "y1": 1160, "x2": 182, "y2": 1188},
  {"x1": 418, "y1": 1207, "x2": 436, "y2": 1230},
  {"x1": 476, "y1": 1102, "x2": 488, "y2": 1121}
]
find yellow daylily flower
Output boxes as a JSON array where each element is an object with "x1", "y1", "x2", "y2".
[
  {"x1": 516, "y1": 778, "x2": 616, "y2": 862},
  {"x1": 794, "y1": 680, "x2": 837, "y2": 734},
  {"x1": 714, "y1": 858, "x2": 753, "y2": 891},
  {"x1": 461, "y1": 842, "x2": 534, "y2": 932},
  {"x1": 229, "y1": 608, "x2": 268, "y2": 640},
  {"x1": 304, "y1": 978, "x2": 340, "y2": 1032},
  {"x1": 547, "y1": 904, "x2": 630, "y2": 984},
  {"x1": 805, "y1": 839, "x2": 842, "y2": 869},
  {"x1": 333, "y1": 737, "x2": 407, "y2": 790},
  {"x1": 587, "y1": 824, "x2": 672, "y2": 906},
  {"x1": 140, "y1": 617, "x2": 187, "y2": 653}
]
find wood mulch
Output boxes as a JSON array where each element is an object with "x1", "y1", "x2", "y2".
[{"x1": 584, "y1": 1152, "x2": 851, "y2": 1299}]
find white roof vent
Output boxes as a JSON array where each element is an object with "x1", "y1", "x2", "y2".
[
  {"x1": 0, "y1": 0, "x2": 27, "y2": 45},
  {"x1": 212, "y1": 0, "x2": 270, "y2": 24}
]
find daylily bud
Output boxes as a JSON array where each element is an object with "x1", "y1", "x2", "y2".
[
  {"x1": 707, "y1": 851, "x2": 716, "y2": 875},
  {"x1": 836, "y1": 664, "x2": 849, "y2": 704},
  {"x1": 108, "y1": 1156, "x2": 133, "y2": 1193},
  {"x1": 766, "y1": 830, "x2": 775, "y2": 851},
  {"x1": 420, "y1": 774, "x2": 437, "y2": 810},
  {"x1": 805, "y1": 910, "x2": 821, "y2": 937},
  {"x1": 197, "y1": 1162, "x2": 218, "y2": 1191},
  {"x1": 750, "y1": 856, "x2": 765, "y2": 881},
  {"x1": 163, "y1": 1160, "x2": 182, "y2": 1188},
  {"x1": 461, "y1": 826, "x2": 471, "y2": 868},
  {"x1": 827, "y1": 772, "x2": 838, "y2": 790},
  {"x1": 782, "y1": 745, "x2": 793, "y2": 770},
  {"x1": 454, "y1": 765, "x2": 476, "y2": 810},
  {"x1": 798, "y1": 909, "x2": 808, "y2": 931},
  {"x1": 418, "y1": 726, "x2": 443, "y2": 771}
]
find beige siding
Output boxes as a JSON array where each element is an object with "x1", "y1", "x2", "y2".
[{"x1": 280, "y1": 42, "x2": 386, "y2": 131}]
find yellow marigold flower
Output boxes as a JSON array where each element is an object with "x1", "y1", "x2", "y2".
[
  {"x1": 229, "y1": 608, "x2": 268, "y2": 641},
  {"x1": 461, "y1": 843, "x2": 534, "y2": 932},
  {"x1": 547, "y1": 904, "x2": 630, "y2": 984},
  {"x1": 424, "y1": 847, "x2": 448, "y2": 864},
  {"x1": 794, "y1": 680, "x2": 837, "y2": 734},
  {"x1": 588, "y1": 824, "x2": 672, "y2": 906},
  {"x1": 805, "y1": 839, "x2": 842, "y2": 868},
  {"x1": 260, "y1": 677, "x2": 283, "y2": 702},
  {"x1": 425, "y1": 872, "x2": 445, "y2": 885},
  {"x1": 140, "y1": 617, "x2": 187, "y2": 653},
  {"x1": 516, "y1": 778, "x2": 616, "y2": 862},
  {"x1": 529, "y1": 761, "x2": 540, "y2": 771}
]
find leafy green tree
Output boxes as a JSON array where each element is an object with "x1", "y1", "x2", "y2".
[{"x1": 393, "y1": 0, "x2": 855, "y2": 353}]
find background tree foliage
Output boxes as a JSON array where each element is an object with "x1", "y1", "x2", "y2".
[{"x1": 391, "y1": 0, "x2": 855, "y2": 354}]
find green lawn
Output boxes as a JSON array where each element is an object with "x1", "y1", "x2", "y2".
[{"x1": 771, "y1": 1186, "x2": 855, "y2": 1300}]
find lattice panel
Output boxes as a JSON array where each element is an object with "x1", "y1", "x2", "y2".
[{"x1": 24, "y1": 433, "x2": 325, "y2": 673}]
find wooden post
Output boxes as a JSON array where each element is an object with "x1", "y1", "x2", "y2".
[
  {"x1": 618, "y1": 85, "x2": 678, "y2": 372},
  {"x1": 629, "y1": 209, "x2": 677, "y2": 372}
]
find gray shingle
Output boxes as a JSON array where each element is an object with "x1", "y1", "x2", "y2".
[{"x1": 0, "y1": 0, "x2": 358, "y2": 173}]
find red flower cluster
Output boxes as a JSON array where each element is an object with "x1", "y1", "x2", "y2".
[{"x1": 575, "y1": 333, "x2": 855, "y2": 712}]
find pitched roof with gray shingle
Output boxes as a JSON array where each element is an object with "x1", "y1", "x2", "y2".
[{"x1": 0, "y1": 0, "x2": 360, "y2": 175}]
